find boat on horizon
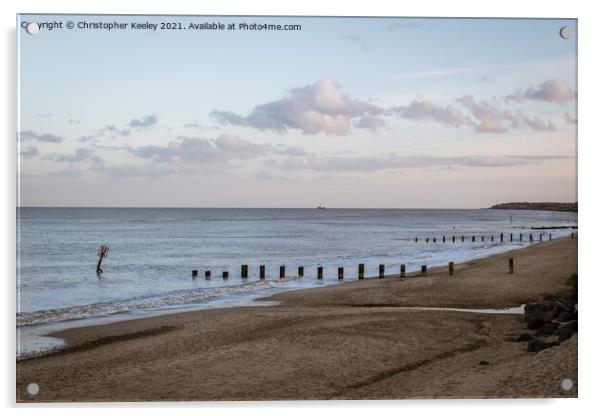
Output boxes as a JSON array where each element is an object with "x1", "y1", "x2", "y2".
[{"x1": 317, "y1": 205, "x2": 326, "y2": 209}]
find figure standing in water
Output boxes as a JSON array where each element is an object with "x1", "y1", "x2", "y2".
[{"x1": 97, "y1": 245, "x2": 109, "y2": 274}]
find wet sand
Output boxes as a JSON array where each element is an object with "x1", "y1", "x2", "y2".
[{"x1": 16, "y1": 237, "x2": 578, "y2": 402}]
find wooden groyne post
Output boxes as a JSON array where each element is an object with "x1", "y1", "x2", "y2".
[
  {"x1": 519, "y1": 233, "x2": 523, "y2": 242},
  {"x1": 500, "y1": 233, "x2": 504, "y2": 242},
  {"x1": 192, "y1": 269, "x2": 198, "y2": 278},
  {"x1": 280, "y1": 266, "x2": 286, "y2": 279},
  {"x1": 452, "y1": 236, "x2": 455, "y2": 243},
  {"x1": 338, "y1": 267, "x2": 344, "y2": 280},
  {"x1": 241, "y1": 264, "x2": 248, "y2": 278},
  {"x1": 472, "y1": 236, "x2": 475, "y2": 242},
  {"x1": 317, "y1": 266, "x2": 323, "y2": 279},
  {"x1": 509, "y1": 258, "x2": 514, "y2": 274},
  {"x1": 379, "y1": 264, "x2": 385, "y2": 278},
  {"x1": 443, "y1": 236, "x2": 446, "y2": 243},
  {"x1": 223, "y1": 271, "x2": 229, "y2": 279},
  {"x1": 298, "y1": 266, "x2": 304, "y2": 277},
  {"x1": 205, "y1": 270, "x2": 211, "y2": 279},
  {"x1": 510, "y1": 233, "x2": 513, "y2": 242},
  {"x1": 400, "y1": 264, "x2": 406, "y2": 278},
  {"x1": 259, "y1": 265, "x2": 266, "y2": 279},
  {"x1": 448, "y1": 262, "x2": 454, "y2": 276},
  {"x1": 421, "y1": 265, "x2": 427, "y2": 276},
  {"x1": 358, "y1": 263, "x2": 365, "y2": 280},
  {"x1": 539, "y1": 233, "x2": 543, "y2": 242}
]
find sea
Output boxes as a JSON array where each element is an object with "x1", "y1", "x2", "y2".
[{"x1": 16, "y1": 207, "x2": 577, "y2": 358}]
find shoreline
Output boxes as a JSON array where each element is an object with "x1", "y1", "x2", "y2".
[{"x1": 17, "y1": 236, "x2": 577, "y2": 401}]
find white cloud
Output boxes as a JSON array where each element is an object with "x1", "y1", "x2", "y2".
[
  {"x1": 211, "y1": 78, "x2": 384, "y2": 136},
  {"x1": 505, "y1": 79, "x2": 575, "y2": 103}
]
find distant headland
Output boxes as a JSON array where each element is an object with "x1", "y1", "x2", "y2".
[{"x1": 489, "y1": 202, "x2": 577, "y2": 212}]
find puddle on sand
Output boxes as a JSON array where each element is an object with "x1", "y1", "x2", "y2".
[{"x1": 395, "y1": 305, "x2": 525, "y2": 315}]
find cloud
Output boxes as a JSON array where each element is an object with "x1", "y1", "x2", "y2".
[
  {"x1": 18, "y1": 130, "x2": 65, "y2": 143},
  {"x1": 44, "y1": 147, "x2": 104, "y2": 165},
  {"x1": 341, "y1": 35, "x2": 367, "y2": 51},
  {"x1": 457, "y1": 95, "x2": 555, "y2": 133},
  {"x1": 392, "y1": 100, "x2": 468, "y2": 127},
  {"x1": 565, "y1": 112, "x2": 577, "y2": 125},
  {"x1": 69, "y1": 118, "x2": 82, "y2": 124},
  {"x1": 211, "y1": 78, "x2": 384, "y2": 136},
  {"x1": 20, "y1": 145, "x2": 39, "y2": 159},
  {"x1": 184, "y1": 120, "x2": 203, "y2": 129},
  {"x1": 505, "y1": 79, "x2": 575, "y2": 103},
  {"x1": 129, "y1": 115, "x2": 158, "y2": 128},
  {"x1": 353, "y1": 115, "x2": 387, "y2": 131},
  {"x1": 271, "y1": 154, "x2": 572, "y2": 173},
  {"x1": 211, "y1": 78, "x2": 564, "y2": 136},
  {"x1": 128, "y1": 135, "x2": 272, "y2": 164}
]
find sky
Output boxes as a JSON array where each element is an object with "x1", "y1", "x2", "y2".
[{"x1": 17, "y1": 15, "x2": 577, "y2": 208}]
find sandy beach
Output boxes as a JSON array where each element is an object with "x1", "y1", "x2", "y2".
[{"x1": 16, "y1": 237, "x2": 577, "y2": 402}]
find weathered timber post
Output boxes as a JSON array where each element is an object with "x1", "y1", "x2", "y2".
[
  {"x1": 241, "y1": 264, "x2": 248, "y2": 278},
  {"x1": 358, "y1": 263, "x2": 365, "y2": 280},
  {"x1": 223, "y1": 271, "x2": 229, "y2": 279},
  {"x1": 192, "y1": 270, "x2": 198, "y2": 277},
  {"x1": 338, "y1": 267, "x2": 344, "y2": 280},
  {"x1": 421, "y1": 265, "x2": 427, "y2": 276},
  {"x1": 317, "y1": 266, "x2": 323, "y2": 279},
  {"x1": 259, "y1": 265, "x2": 266, "y2": 279},
  {"x1": 205, "y1": 270, "x2": 211, "y2": 279},
  {"x1": 298, "y1": 266, "x2": 304, "y2": 277},
  {"x1": 449, "y1": 262, "x2": 454, "y2": 275},
  {"x1": 379, "y1": 264, "x2": 385, "y2": 278},
  {"x1": 509, "y1": 258, "x2": 514, "y2": 274},
  {"x1": 400, "y1": 264, "x2": 406, "y2": 278},
  {"x1": 280, "y1": 266, "x2": 286, "y2": 279}
]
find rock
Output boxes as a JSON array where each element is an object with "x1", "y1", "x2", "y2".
[
  {"x1": 524, "y1": 303, "x2": 550, "y2": 314},
  {"x1": 557, "y1": 310, "x2": 577, "y2": 322},
  {"x1": 527, "y1": 338, "x2": 560, "y2": 353},
  {"x1": 524, "y1": 303, "x2": 555, "y2": 329},
  {"x1": 525, "y1": 311, "x2": 555, "y2": 329},
  {"x1": 517, "y1": 333, "x2": 533, "y2": 342},
  {"x1": 503, "y1": 335, "x2": 519, "y2": 342},
  {"x1": 553, "y1": 301, "x2": 572, "y2": 318},
  {"x1": 555, "y1": 321, "x2": 578, "y2": 342},
  {"x1": 536, "y1": 322, "x2": 560, "y2": 337},
  {"x1": 478, "y1": 360, "x2": 490, "y2": 366}
]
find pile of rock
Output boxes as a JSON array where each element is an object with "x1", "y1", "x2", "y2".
[{"x1": 505, "y1": 273, "x2": 577, "y2": 353}]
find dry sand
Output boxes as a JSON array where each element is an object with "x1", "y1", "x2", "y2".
[{"x1": 16, "y1": 237, "x2": 578, "y2": 402}]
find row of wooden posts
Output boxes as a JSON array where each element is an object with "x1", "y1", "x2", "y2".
[
  {"x1": 191, "y1": 232, "x2": 575, "y2": 279},
  {"x1": 192, "y1": 258, "x2": 518, "y2": 279},
  {"x1": 415, "y1": 232, "x2": 554, "y2": 243}
]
